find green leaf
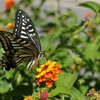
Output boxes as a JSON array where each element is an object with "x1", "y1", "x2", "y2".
[
  {"x1": 67, "y1": 21, "x2": 76, "y2": 28},
  {"x1": 40, "y1": 35, "x2": 51, "y2": 50},
  {"x1": 79, "y1": 85, "x2": 89, "y2": 95},
  {"x1": 63, "y1": 55, "x2": 74, "y2": 67},
  {"x1": 54, "y1": 48, "x2": 69, "y2": 58},
  {"x1": 0, "y1": 80, "x2": 9, "y2": 93},
  {"x1": 70, "y1": 87, "x2": 86, "y2": 100},
  {"x1": 84, "y1": 43, "x2": 99, "y2": 62},
  {"x1": 39, "y1": 0, "x2": 46, "y2": 7},
  {"x1": 35, "y1": 20, "x2": 47, "y2": 27},
  {"x1": 52, "y1": 26, "x2": 65, "y2": 38},
  {"x1": 49, "y1": 86, "x2": 71, "y2": 98},
  {"x1": 78, "y1": 1, "x2": 100, "y2": 14},
  {"x1": 55, "y1": 73, "x2": 78, "y2": 89},
  {"x1": 70, "y1": 98, "x2": 77, "y2": 100},
  {"x1": 49, "y1": 73, "x2": 78, "y2": 98},
  {"x1": 5, "y1": 70, "x2": 14, "y2": 79}
]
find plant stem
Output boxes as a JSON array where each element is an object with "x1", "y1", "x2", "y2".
[
  {"x1": 93, "y1": 34, "x2": 100, "y2": 44},
  {"x1": 51, "y1": 0, "x2": 58, "y2": 19}
]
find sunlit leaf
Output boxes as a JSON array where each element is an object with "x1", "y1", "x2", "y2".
[
  {"x1": 55, "y1": 73, "x2": 78, "y2": 89},
  {"x1": 0, "y1": 80, "x2": 9, "y2": 93}
]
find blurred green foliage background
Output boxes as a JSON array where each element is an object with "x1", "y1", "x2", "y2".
[{"x1": 0, "y1": 0, "x2": 100, "y2": 100}]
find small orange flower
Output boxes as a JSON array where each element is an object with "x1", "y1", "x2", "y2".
[
  {"x1": 88, "y1": 33, "x2": 94, "y2": 37},
  {"x1": 52, "y1": 68, "x2": 59, "y2": 73},
  {"x1": 5, "y1": 0, "x2": 15, "y2": 10},
  {"x1": 23, "y1": 96, "x2": 33, "y2": 100},
  {"x1": 71, "y1": 65, "x2": 76, "y2": 70},
  {"x1": 24, "y1": 98, "x2": 27, "y2": 100},
  {"x1": 46, "y1": 79, "x2": 53, "y2": 87},
  {"x1": 91, "y1": 88, "x2": 95, "y2": 91},
  {"x1": 6, "y1": 23, "x2": 15, "y2": 28},
  {"x1": 40, "y1": 75, "x2": 46, "y2": 81},
  {"x1": 54, "y1": 64, "x2": 61, "y2": 68},
  {"x1": 36, "y1": 61, "x2": 63, "y2": 87},
  {"x1": 45, "y1": 72, "x2": 52, "y2": 78},
  {"x1": 36, "y1": 78, "x2": 41, "y2": 85},
  {"x1": 85, "y1": 12, "x2": 94, "y2": 18},
  {"x1": 80, "y1": 63, "x2": 83, "y2": 67},
  {"x1": 51, "y1": 74, "x2": 58, "y2": 81},
  {"x1": 45, "y1": 60, "x2": 51, "y2": 65},
  {"x1": 58, "y1": 69, "x2": 63, "y2": 73},
  {"x1": 48, "y1": 28, "x2": 55, "y2": 32},
  {"x1": 0, "y1": 28, "x2": 6, "y2": 31},
  {"x1": 10, "y1": 24, "x2": 15, "y2": 28}
]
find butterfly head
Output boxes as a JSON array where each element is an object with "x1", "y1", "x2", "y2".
[{"x1": 38, "y1": 51, "x2": 45, "y2": 60}]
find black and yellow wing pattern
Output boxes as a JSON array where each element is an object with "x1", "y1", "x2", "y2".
[{"x1": 0, "y1": 9, "x2": 45, "y2": 71}]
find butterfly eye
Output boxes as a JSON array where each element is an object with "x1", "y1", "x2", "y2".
[
  {"x1": 41, "y1": 51, "x2": 45, "y2": 58},
  {"x1": 38, "y1": 51, "x2": 45, "y2": 60},
  {"x1": 42, "y1": 51, "x2": 45, "y2": 55}
]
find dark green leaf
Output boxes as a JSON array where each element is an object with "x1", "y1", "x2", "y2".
[
  {"x1": 49, "y1": 86, "x2": 71, "y2": 98},
  {"x1": 78, "y1": 1, "x2": 100, "y2": 14},
  {"x1": 70, "y1": 87, "x2": 86, "y2": 100}
]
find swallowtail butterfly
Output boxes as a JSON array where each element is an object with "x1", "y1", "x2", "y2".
[{"x1": 0, "y1": 9, "x2": 45, "y2": 71}]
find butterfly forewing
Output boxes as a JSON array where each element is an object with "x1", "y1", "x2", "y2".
[
  {"x1": 0, "y1": 31, "x2": 39, "y2": 71},
  {"x1": 0, "y1": 9, "x2": 45, "y2": 71},
  {"x1": 13, "y1": 9, "x2": 41, "y2": 51}
]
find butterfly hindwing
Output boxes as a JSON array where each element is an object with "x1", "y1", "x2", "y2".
[
  {"x1": 13, "y1": 9, "x2": 41, "y2": 51},
  {"x1": 0, "y1": 31, "x2": 39, "y2": 71}
]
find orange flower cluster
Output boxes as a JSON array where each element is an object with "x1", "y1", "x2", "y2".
[
  {"x1": 23, "y1": 96, "x2": 33, "y2": 100},
  {"x1": 6, "y1": 23, "x2": 15, "y2": 28},
  {"x1": 5, "y1": 0, "x2": 15, "y2": 10},
  {"x1": 36, "y1": 61, "x2": 63, "y2": 87}
]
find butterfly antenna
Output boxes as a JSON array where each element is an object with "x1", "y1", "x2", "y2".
[
  {"x1": 45, "y1": 37, "x2": 56, "y2": 52},
  {"x1": 44, "y1": 37, "x2": 56, "y2": 62}
]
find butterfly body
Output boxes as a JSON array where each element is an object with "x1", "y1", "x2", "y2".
[{"x1": 0, "y1": 9, "x2": 45, "y2": 71}]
